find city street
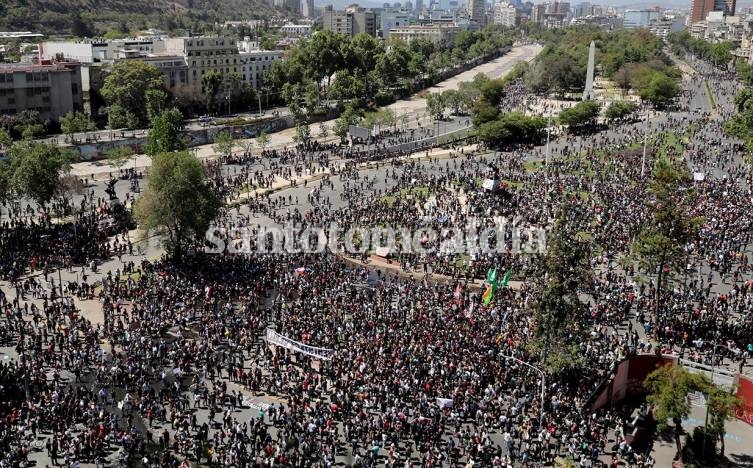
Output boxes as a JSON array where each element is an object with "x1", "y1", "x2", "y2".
[{"x1": 0, "y1": 45, "x2": 753, "y2": 467}]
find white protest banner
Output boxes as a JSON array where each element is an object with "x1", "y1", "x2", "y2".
[
  {"x1": 436, "y1": 397, "x2": 454, "y2": 408},
  {"x1": 266, "y1": 328, "x2": 335, "y2": 360}
]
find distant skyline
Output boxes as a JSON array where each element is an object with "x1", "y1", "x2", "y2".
[{"x1": 315, "y1": 0, "x2": 753, "y2": 9}]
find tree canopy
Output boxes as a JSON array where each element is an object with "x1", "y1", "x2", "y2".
[
  {"x1": 0, "y1": 141, "x2": 74, "y2": 205},
  {"x1": 145, "y1": 108, "x2": 185, "y2": 156},
  {"x1": 558, "y1": 101, "x2": 601, "y2": 131},
  {"x1": 134, "y1": 151, "x2": 221, "y2": 260},
  {"x1": 102, "y1": 60, "x2": 166, "y2": 129}
]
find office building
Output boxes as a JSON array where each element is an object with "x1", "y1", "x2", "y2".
[
  {"x1": 0, "y1": 61, "x2": 83, "y2": 121},
  {"x1": 574, "y1": 2, "x2": 591, "y2": 17},
  {"x1": 494, "y1": 4, "x2": 519, "y2": 27},
  {"x1": 648, "y1": 15, "x2": 687, "y2": 38},
  {"x1": 322, "y1": 6, "x2": 377, "y2": 36},
  {"x1": 623, "y1": 9, "x2": 662, "y2": 29},
  {"x1": 239, "y1": 49, "x2": 284, "y2": 89},
  {"x1": 691, "y1": 0, "x2": 735, "y2": 24},
  {"x1": 467, "y1": 0, "x2": 486, "y2": 24},
  {"x1": 302, "y1": 0, "x2": 315, "y2": 17},
  {"x1": 153, "y1": 37, "x2": 239, "y2": 98},
  {"x1": 381, "y1": 9, "x2": 412, "y2": 37},
  {"x1": 389, "y1": 24, "x2": 459, "y2": 45}
]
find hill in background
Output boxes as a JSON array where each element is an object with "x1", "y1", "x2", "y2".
[{"x1": 0, "y1": 0, "x2": 287, "y2": 37}]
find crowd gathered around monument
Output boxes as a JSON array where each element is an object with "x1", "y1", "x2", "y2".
[{"x1": 0, "y1": 46, "x2": 752, "y2": 468}]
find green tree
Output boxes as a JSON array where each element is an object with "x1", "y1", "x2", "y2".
[
  {"x1": 145, "y1": 88, "x2": 170, "y2": 124},
  {"x1": 101, "y1": 61, "x2": 165, "y2": 128},
  {"x1": 706, "y1": 386, "x2": 741, "y2": 457},
  {"x1": 530, "y1": 209, "x2": 592, "y2": 374},
  {"x1": 0, "y1": 128, "x2": 11, "y2": 152},
  {"x1": 202, "y1": 71, "x2": 223, "y2": 114},
  {"x1": 255, "y1": 131, "x2": 271, "y2": 152},
  {"x1": 476, "y1": 112, "x2": 546, "y2": 147},
  {"x1": 106, "y1": 146, "x2": 135, "y2": 169},
  {"x1": 145, "y1": 108, "x2": 184, "y2": 156},
  {"x1": 644, "y1": 365, "x2": 709, "y2": 460},
  {"x1": 334, "y1": 104, "x2": 363, "y2": 140},
  {"x1": 7, "y1": 141, "x2": 73, "y2": 205},
  {"x1": 212, "y1": 130, "x2": 235, "y2": 157},
  {"x1": 13, "y1": 110, "x2": 45, "y2": 139},
  {"x1": 134, "y1": 151, "x2": 221, "y2": 261},
  {"x1": 425, "y1": 92, "x2": 446, "y2": 121},
  {"x1": 631, "y1": 156, "x2": 703, "y2": 325},
  {"x1": 558, "y1": 101, "x2": 602, "y2": 131},
  {"x1": 638, "y1": 72, "x2": 680, "y2": 108},
  {"x1": 604, "y1": 101, "x2": 638, "y2": 123},
  {"x1": 107, "y1": 104, "x2": 140, "y2": 130},
  {"x1": 59, "y1": 111, "x2": 95, "y2": 143},
  {"x1": 293, "y1": 123, "x2": 311, "y2": 144},
  {"x1": 442, "y1": 89, "x2": 462, "y2": 115}
]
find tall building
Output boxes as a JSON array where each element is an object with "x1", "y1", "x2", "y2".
[
  {"x1": 153, "y1": 37, "x2": 239, "y2": 98},
  {"x1": 574, "y1": 2, "x2": 591, "y2": 17},
  {"x1": 322, "y1": 6, "x2": 377, "y2": 36},
  {"x1": 725, "y1": 0, "x2": 736, "y2": 16},
  {"x1": 415, "y1": 0, "x2": 424, "y2": 12},
  {"x1": 494, "y1": 4, "x2": 519, "y2": 27},
  {"x1": 623, "y1": 9, "x2": 662, "y2": 29},
  {"x1": 301, "y1": 0, "x2": 315, "y2": 18},
  {"x1": 468, "y1": 0, "x2": 486, "y2": 23},
  {"x1": 690, "y1": 0, "x2": 734, "y2": 23},
  {"x1": 0, "y1": 61, "x2": 83, "y2": 122}
]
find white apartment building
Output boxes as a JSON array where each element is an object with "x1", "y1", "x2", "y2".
[
  {"x1": 153, "y1": 37, "x2": 239, "y2": 96},
  {"x1": 493, "y1": 4, "x2": 519, "y2": 27},
  {"x1": 279, "y1": 24, "x2": 313, "y2": 37},
  {"x1": 389, "y1": 24, "x2": 459, "y2": 46},
  {"x1": 239, "y1": 50, "x2": 284, "y2": 89}
]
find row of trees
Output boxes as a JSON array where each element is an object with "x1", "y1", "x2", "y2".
[
  {"x1": 525, "y1": 26, "x2": 680, "y2": 106},
  {"x1": 668, "y1": 30, "x2": 734, "y2": 68},
  {"x1": 0, "y1": 139, "x2": 75, "y2": 206},
  {"x1": 265, "y1": 27, "x2": 515, "y2": 127},
  {"x1": 724, "y1": 88, "x2": 753, "y2": 148}
]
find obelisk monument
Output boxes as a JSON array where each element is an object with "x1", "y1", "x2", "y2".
[{"x1": 582, "y1": 40, "x2": 596, "y2": 101}]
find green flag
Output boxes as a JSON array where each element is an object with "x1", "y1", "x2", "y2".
[{"x1": 499, "y1": 269, "x2": 512, "y2": 288}]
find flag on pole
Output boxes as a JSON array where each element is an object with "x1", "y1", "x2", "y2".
[
  {"x1": 483, "y1": 268, "x2": 498, "y2": 305},
  {"x1": 499, "y1": 269, "x2": 512, "y2": 288}
]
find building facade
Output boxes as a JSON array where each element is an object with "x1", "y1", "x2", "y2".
[
  {"x1": 301, "y1": 0, "x2": 315, "y2": 17},
  {"x1": 153, "y1": 37, "x2": 240, "y2": 97},
  {"x1": 389, "y1": 24, "x2": 459, "y2": 46},
  {"x1": 647, "y1": 15, "x2": 687, "y2": 38},
  {"x1": 380, "y1": 9, "x2": 412, "y2": 37},
  {"x1": 493, "y1": 4, "x2": 519, "y2": 27},
  {"x1": 690, "y1": 0, "x2": 734, "y2": 23},
  {"x1": 467, "y1": 0, "x2": 486, "y2": 24},
  {"x1": 239, "y1": 50, "x2": 284, "y2": 89},
  {"x1": 322, "y1": 6, "x2": 377, "y2": 36},
  {"x1": 0, "y1": 62, "x2": 83, "y2": 121},
  {"x1": 623, "y1": 9, "x2": 662, "y2": 29}
]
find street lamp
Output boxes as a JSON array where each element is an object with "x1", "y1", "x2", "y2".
[{"x1": 503, "y1": 354, "x2": 546, "y2": 428}]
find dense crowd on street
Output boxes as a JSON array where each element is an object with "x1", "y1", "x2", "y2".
[{"x1": 0, "y1": 55, "x2": 750, "y2": 468}]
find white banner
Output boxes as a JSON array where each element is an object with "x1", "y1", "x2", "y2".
[
  {"x1": 266, "y1": 328, "x2": 335, "y2": 360},
  {"x1": 436, "y1": 398, "x2": 454, "y2": 408}
]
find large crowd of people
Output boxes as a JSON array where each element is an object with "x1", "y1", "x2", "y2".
[{"x1": 0, "y1": 52, "x2": 750, "y2": 468}]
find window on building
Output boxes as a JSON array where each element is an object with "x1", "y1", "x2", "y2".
[
  {"x1": 25, "y1": 73, "x2": 33, "y2": 82},
  {"x1": 71, "y1": 83, "x2": 78, "y2": 94},
  {"x1": 7, "y1": 98, "x2": 15, "y2": 105}
]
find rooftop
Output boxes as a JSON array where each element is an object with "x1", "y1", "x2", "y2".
[{"x1": 0, "y1": 63, "x2": 74, "y2": 73}]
